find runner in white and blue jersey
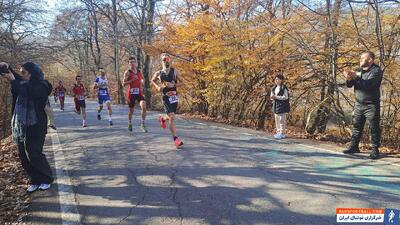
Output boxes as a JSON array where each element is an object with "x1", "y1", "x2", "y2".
[{"x1": 93, "y1": 68, "x2": 113, "y2": 126}]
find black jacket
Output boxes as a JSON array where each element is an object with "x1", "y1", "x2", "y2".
[
  {"x1": 11, "y1": 72, "x2": 52, "y2": 129},
  {"x1": 272, "y1": 85, "x2": 290, "y2": 114},
  {"x1": 346, "y1": 64, "x2": 383, "y2": 105}
]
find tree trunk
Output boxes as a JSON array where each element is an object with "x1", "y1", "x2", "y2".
[
  {"x1": 307, "y1": 0, "x2": 342, "y2": 134},
  {"x1": 112, "y1": 0, "x2": 124, "y2": 104},
  {"x1": 143, "y1": 0, "x2": 156, "y2": 108},
  {"x1": 86, "y1": 6, "x2": 101, "y2": 71},
  {"x1": 257, "y1": 97, "x2": 272, "y2": 130}
]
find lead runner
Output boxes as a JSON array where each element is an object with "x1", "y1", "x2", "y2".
[{"x1": 151, "y1": 54, "x2": 185, "y2": 148}]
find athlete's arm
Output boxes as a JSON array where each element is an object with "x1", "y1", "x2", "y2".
[
  {"x1": 151, "y1": 71, "x2": 163, "y2": 92},
  {"x1": 93, "y1": 78, "x2": 99, "y2": 90},
  {"x1": 141, "y1": 79, "x2": 145, "y2": 95},
  {"x1": 174, "y1": 70, "x2": 186, "y2": 88},
  {"x1": 123, "y1": 70, "x2": 132, "y2": 86},
  {"x1": 106, "y1": 76, "x2": 112, "y2": 93}
]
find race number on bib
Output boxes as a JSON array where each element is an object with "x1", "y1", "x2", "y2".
[
  {"x1": 77, "y1": 95, "x2": 85, "y2": 101},
  {"x1": 99, "y1": 90, "x2": 107, "y2": 95},
  {"x1": 169, "y1": 95, "x2": 179, "y2": 104},
  {"x1": 130, "y1": 88, "x2": 140, "y2": 95}
]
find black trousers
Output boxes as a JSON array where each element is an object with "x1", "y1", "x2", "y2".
[
  {"x1": 351, "y1": 103, "x2": 381, "y2": 149},
  {"x1": 18, "y1": 125, "x2": 54, "y2": 185}
]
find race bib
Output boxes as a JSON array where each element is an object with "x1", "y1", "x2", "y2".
[
  {"x1": 356, "y1": 71, "x2": 362, "y2": 77},
  {"x1": 130, "y1": 88, "x2": 140, "y2": 95},
  {"x1": 169, "y1": 95, "x2": 179, "y2": 104},
  {"x1": 99, "y1": 90, "x2": 107, "y2": 95},
  {"x1": 77, "y1": 95, "x2": 85, "y2": 101}
]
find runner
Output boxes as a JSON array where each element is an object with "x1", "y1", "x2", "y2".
[
  {"x1": 55, "y1": 80, "x2": 66, "y2": 110},
  {"x1": 123, "y1": 56, "x2": 147, "y2": 132},
  {"x1": 72, "y1": 75, "x2": 87, "y2": 127},
  {"x1": 93, "y1": 68, "x2": 113, "y2": 126},
  {"x1": 151, "y1": 54, "x2": 185, "y2": 148},
  {"x1": 53, "y1": 87, "x2": 58, "y2": 104}
]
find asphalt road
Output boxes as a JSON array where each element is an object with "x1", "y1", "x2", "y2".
[{"x1": 24, "y1": 97, "x2": 400, "y2": 225}]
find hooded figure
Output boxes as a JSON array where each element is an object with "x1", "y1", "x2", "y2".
[{"x1": 9, "y1": 62, "x2": 54, "y2": 192}]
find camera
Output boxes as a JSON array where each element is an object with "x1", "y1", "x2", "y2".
[{"x1": 0, "y1": 64, "x2": 10, "y2": 76}]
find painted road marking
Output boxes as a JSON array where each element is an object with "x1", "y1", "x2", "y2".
[{"x1": 50, "y1": 130, "x2": 82, "y2": 225}]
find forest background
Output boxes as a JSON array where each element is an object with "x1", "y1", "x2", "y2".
[{"x1": 1, "y1": 0, "x2": 400, "y2": 150}]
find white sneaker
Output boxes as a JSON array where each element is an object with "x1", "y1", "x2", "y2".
[
  {"x1": 27, "y1": 184, "x2": 39, "y2": 193},
  {"x1": 38, "y1": 183, "x2": 51, "y2": 191},
  {"x1": 274, "y1": 133, "x2": 286, "y2": 139}
]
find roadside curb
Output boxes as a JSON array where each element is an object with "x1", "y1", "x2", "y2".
[{"x1": 50, "y1": 129, "x2": 82, "y2": 225}]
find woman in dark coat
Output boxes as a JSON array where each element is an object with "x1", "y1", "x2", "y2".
[{"x1": 1, "y1": 62, "x2": 54, "y2": 193}]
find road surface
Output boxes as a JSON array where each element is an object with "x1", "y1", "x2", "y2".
[{"x1": 24, "y1": 98, "x2": 400, "y2": 225}]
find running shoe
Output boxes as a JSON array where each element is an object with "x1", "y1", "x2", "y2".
[
  {"x1": 128, "y1": 124, "x2": 133, "y2": 132},
  {"x1": 159, "y1": 116, "x2": 166, "y2": 129},
  {"x1": 174, "y1": 137, "x2": 183, "y2": 148},
  {"x1": 141, "y1": 123, "x2": 148, "y2": 133},
  {"x1": 97, "y1": 114, "x2": 101, "y2": 120},
  {"x1": 109, "y1": 120, "x2": 113, "y2": 126},
  {"x1": 48, "y1": 124, "x2": 57, "y2": 130}
]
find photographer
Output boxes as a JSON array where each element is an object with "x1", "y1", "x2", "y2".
[
  {"x1": 0, "y1": 62, "x2": 54, "y2": 193},
  {"x1": 343, "y1": 51, "x2": 383, "y2": 160}
]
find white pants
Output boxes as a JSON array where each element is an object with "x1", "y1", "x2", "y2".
[{"x1": 274, "y1": 113, "x2": 287, "y2": 134}]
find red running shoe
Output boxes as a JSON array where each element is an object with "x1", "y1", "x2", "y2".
[
  {"x1": 159, "y1": 116, "x2": 166, "y2": 129},
  {"x1": 174, "y1": 137, "x2": 183, "y2": 148}
]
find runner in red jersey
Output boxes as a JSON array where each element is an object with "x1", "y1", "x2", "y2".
[
  {"x1": 55, "y1": 80, "x2": 66, "y2": 110},
  {"x1": 123, "y1": 56, "x2": 147, "y2": 132},
  {"x1": 72, "y1": 75, "x2": 87, "y2": 127}
]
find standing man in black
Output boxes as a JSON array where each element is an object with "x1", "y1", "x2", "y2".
[{"x1": 343, "y1": 51, "x2": 383, "y2": 159}]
